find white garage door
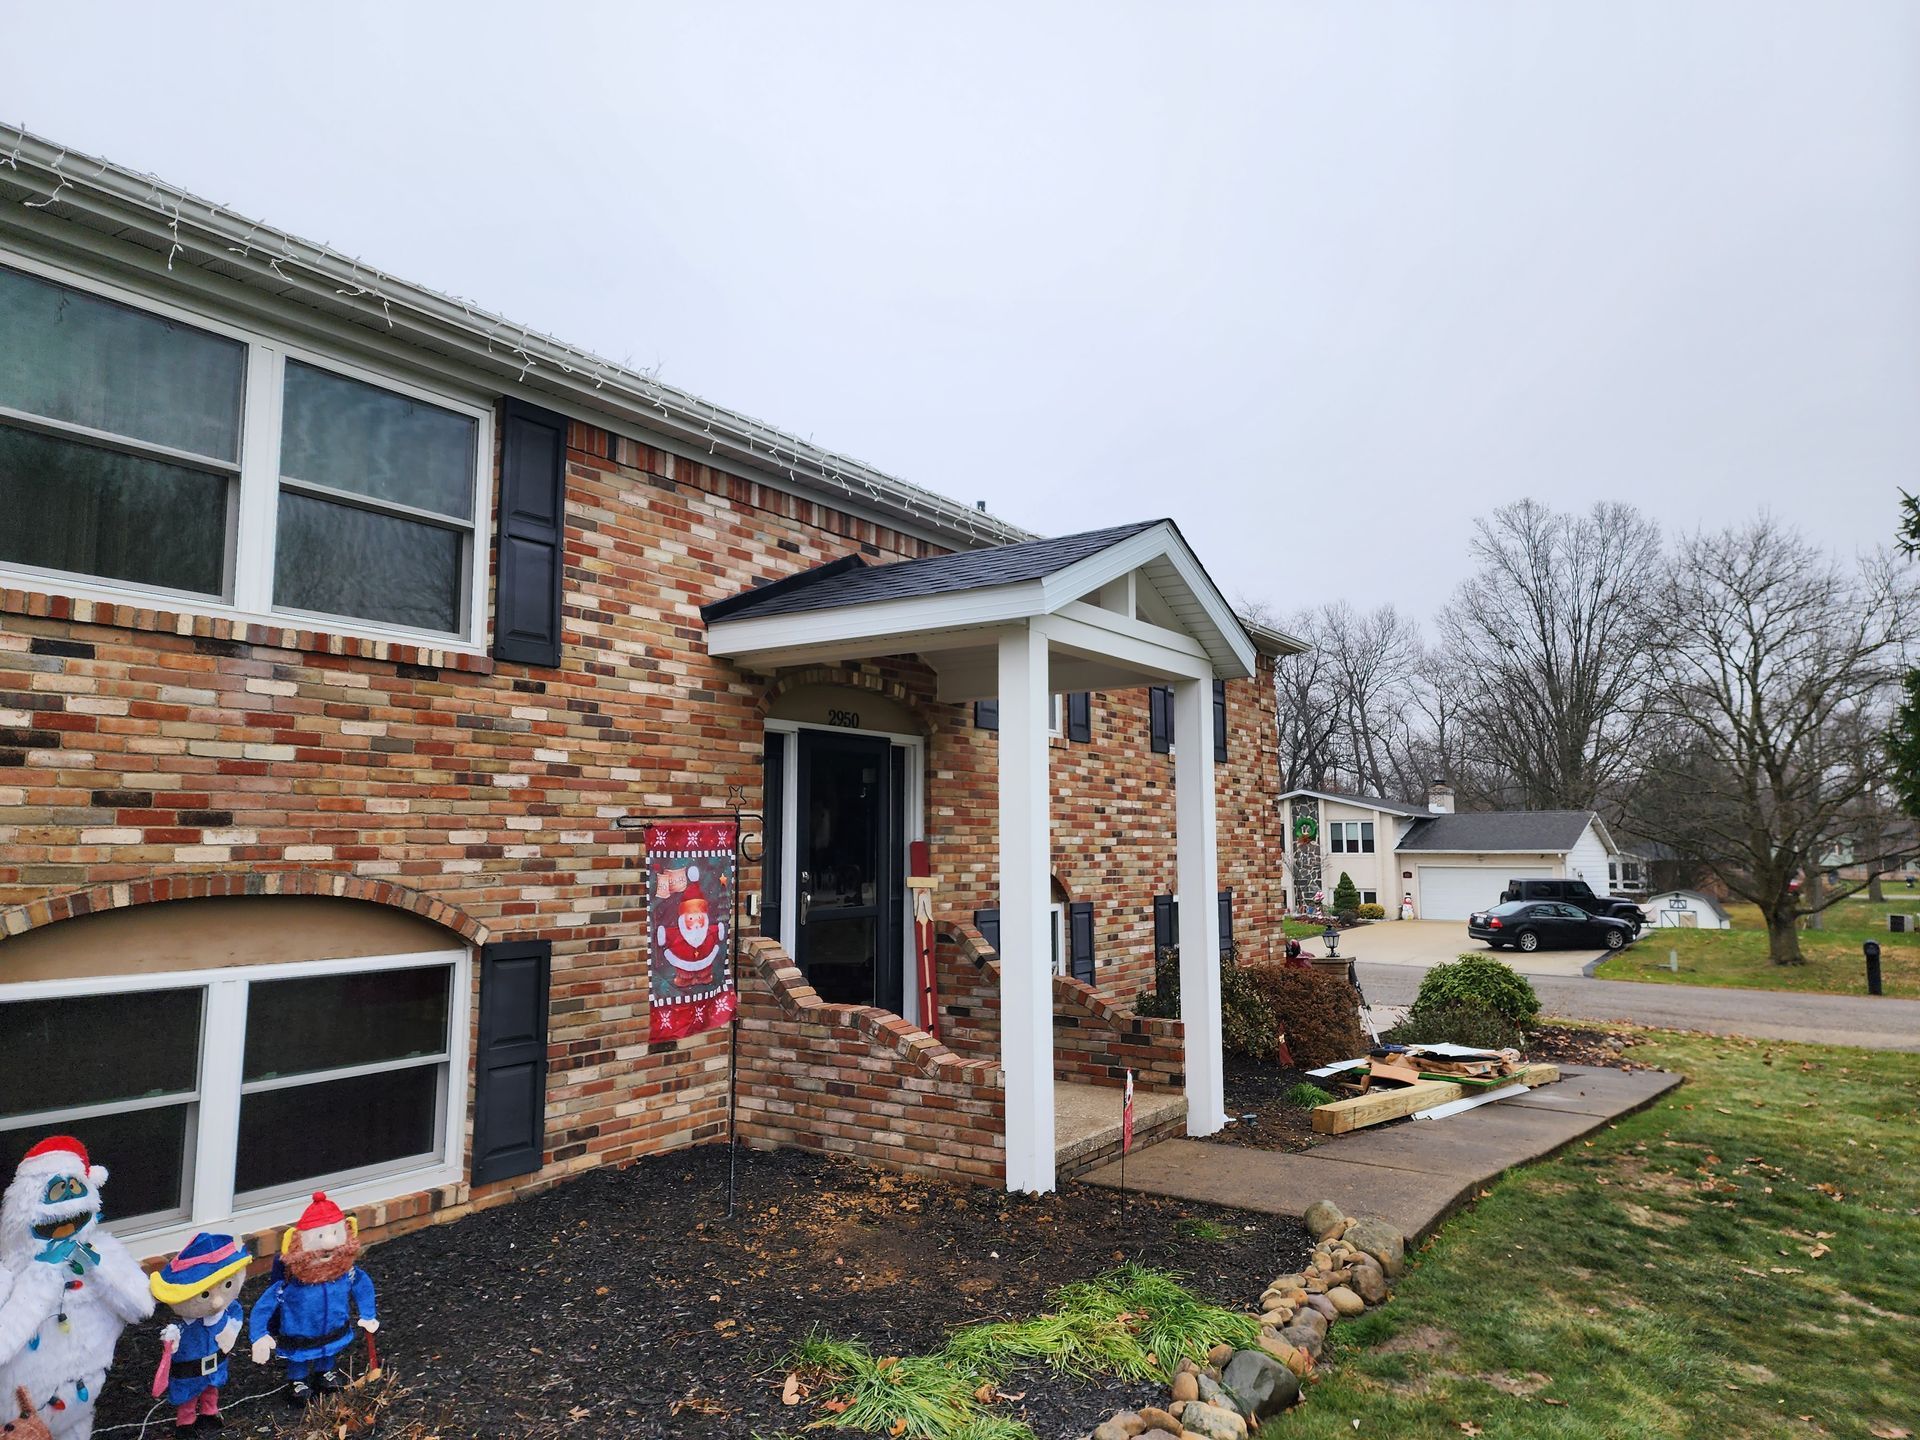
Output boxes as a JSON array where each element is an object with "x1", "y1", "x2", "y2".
[{"x1": 1418, "y1": 866, "x2": 1552, "y2": 921}]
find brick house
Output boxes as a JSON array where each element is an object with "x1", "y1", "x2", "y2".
[{"x1": 0, "y1": 130, "x2": 1300, "y2": 1261}]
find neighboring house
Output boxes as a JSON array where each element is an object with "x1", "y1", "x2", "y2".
[
  {"x1": 1280, "y1": 785, "x2": 1624, "y2": 921},
  {"x1": 0, "y1": 129, "x2": 1303, "y2": 1259},
  {"x1": 1641, "y1": 889, "x2": 1732, "y2": 929}
]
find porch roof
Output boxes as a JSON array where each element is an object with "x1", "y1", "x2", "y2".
[{"x1": 702, "y1": 519, "x2": 1268, "y2": 695}]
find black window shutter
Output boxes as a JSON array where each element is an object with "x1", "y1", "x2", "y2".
[
  {"x1": 1149, "y1": 686, "x2": 1172, "y2": 754},
  {"x1": 493, "y1": 399, "x2": 567, "y2": 667},
  {"x1": 973, "y1": 908, "x2": 1000, "y2": 951},
  {"x1": 1068, "y1": 901, "x2": 1095, "y2": 982},
  {"x1": 1066, "y1": 691, "x2": 1092, "y2": 743},
  {"x1": 472, "y1": 938, "x2": 551, "y2": 1185},
  {"x1": 974, "y1": 699, "x2": 999, "y2": 732},
  {"x1": 1212, "y1": 679, "x2": 1229, "y2": 762},
  {"x1": 1218, "y1": 888, "x2": 1235, "y2": 956},
  {"x1": 1153, "y1": 893, "x2": 1179, "y2": 956},
  {"x1": 761, "y1": 739, "x2": 784, "y2": 938}
]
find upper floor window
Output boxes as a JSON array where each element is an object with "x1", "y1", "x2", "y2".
[
  {"x1": 1328, "y1": 820, "x2": 1375, "y2": 854},
  {"x1": 0, "y1": 259, "x2": 489, "y2": 646}
]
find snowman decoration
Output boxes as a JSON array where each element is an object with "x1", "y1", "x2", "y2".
[
  {"x1": 0, "y1": 1137, "x2": 154, "y2": 1439},
  {"x1": 657, "y1": 869, "x2": 725, "y2": 989}
]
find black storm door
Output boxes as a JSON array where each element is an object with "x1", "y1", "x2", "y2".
[{"x1": 794, "y1": 730, "x2": 900, "y2": 1008}]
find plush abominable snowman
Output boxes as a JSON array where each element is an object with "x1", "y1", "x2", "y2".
[{"x1": 0, "y1": 1138, "x2": 154, "y2": 1439}]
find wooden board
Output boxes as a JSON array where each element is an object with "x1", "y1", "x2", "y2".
[{"x1": 1312, "y1": 1063, "x2": 1559, "y2": 1134}]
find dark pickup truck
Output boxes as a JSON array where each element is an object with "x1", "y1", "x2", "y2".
[{"x1": 1499, "y1": 878, "x2": 1646, "y2": 933}]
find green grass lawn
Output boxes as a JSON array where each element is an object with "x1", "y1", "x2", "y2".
[
  {"x1": 1261, "y1": 1029, "x2": 1920, "y2": 1439},
  {"x1": 1594, "y1": 895, "x2": 1920, "y2": 998}
]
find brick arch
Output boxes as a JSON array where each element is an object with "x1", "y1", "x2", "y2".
[
  {"x1": 0, "y1": 870, "x2": 491, "y2": 945},
  {"x1": 757, "y1": 664, "x2": 934, "y2": 736}
]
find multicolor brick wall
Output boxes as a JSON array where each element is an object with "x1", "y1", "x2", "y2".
[
  {"x1": 932, "y1": 923, "x2": 1186, "y2": 1093},
  {"x1": 733, "y1": 936, "x2": 1004, "y2": 1182},
  {"x1": 0, "y1": 412, "x2": 1283, "y2": 1236}
]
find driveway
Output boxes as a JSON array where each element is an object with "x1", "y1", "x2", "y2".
[
  {"x1": 1356, "y1": 960, "x2": 1920, "y2": 1051},
  {"x1": 1334, "y1": 918, "x2": 1602, "y2": 977}
]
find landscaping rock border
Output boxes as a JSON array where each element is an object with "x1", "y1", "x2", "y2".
[{"x1": 1085, "y1": 1200, "x2": 1405, "y2": 1439}]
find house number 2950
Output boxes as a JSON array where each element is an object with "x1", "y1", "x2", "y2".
[{"x1": 826, "y1": 709, "x2": 861, "y2": 728}]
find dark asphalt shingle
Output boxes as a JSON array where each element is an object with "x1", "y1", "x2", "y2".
[
  {"x1": 1396, "y1": 810, "x2": 1599, "y2": 853},
  {"x1": 701, "y1": 520, "x2": 1164, "y2": 623}
]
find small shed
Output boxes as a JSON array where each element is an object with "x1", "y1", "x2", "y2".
[{"x1": 1642, "y1": 889, "x2": 1732, "y2": 929}]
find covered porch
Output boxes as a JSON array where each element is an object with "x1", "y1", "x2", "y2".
[{"x1": 706, "y1": 519, "x2": 1258, "y2": 1194}]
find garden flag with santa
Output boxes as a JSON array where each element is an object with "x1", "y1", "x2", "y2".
[{"x1": 645, "y1": 820, "x2": 738, "y2": 1042}]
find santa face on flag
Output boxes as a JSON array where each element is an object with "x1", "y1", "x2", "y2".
[{"x1": 658, "y1": 869, "x2": 723, "y2": 988}]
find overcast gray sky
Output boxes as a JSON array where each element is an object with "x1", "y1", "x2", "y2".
[{"x1": 11, "y1": 2, "x2": 1918, "y2": 622}]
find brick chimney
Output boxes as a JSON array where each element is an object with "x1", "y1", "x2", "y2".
[{"x1": 1427, "y1": 782, "x2": 1455, "y2": 815}]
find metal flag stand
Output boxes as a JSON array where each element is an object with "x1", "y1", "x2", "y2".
[{"x1": 617, "y1": 786, "x2": 761, "y2": 1220}]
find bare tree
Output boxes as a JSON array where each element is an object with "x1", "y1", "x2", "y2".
[
  {"x1": 1266, "y1": 606, "x2": 1345, "y2": 792},
  {"x1": 1439, "y1": 500, "x2": 1665, "y2": 809},
  {"x1": 1636, "y1": 519, "x2": 1916, "y2": 964},
  {"x1": 1322, "y1": 602, "x2": 1422, "y2": 798}
]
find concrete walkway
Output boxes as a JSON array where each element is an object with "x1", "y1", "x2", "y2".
[
  {"x1": 1357, "y1": 960, "x2": 1920, "y2": 1051},
  {"x1": 1079, "y1": 1065, "x2": 1682, "y2": 1239}
]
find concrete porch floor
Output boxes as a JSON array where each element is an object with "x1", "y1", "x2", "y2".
[{"x1": 1054, "y1": 1079, "x2": 1186, "y2": 1176}]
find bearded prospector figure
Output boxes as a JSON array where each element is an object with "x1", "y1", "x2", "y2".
[{"x1": 247, "y1": 1192, "x2": 378, "y2": 1406}]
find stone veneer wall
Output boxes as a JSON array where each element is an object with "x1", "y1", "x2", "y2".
[{"x1": 733, "y1": 936, "x2": 1005, "y2": 1182}]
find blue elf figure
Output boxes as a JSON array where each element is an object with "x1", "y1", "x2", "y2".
[
  {"x1": 246, "y1": 1194, "x2": 377, "y2": 1407},
  {"x1": 147, "y1": 1233, "x2": 250, "y2": 1432}
]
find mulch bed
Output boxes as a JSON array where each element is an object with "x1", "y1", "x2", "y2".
[
  {"x1": 1209, "y1": 1055, "x2": 1329, "y2": 1152},
  {"x1": 95, "y1": 1145, "x2": 1308, "y2": 1440},
  {"x1": 1525, "y1": 1022, "x2": 1647, "y2": 1070}
]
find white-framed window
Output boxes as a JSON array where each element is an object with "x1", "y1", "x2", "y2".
[
  {"x1": 1328, "y1": 821, "x2": 1376, "y2": 855},
  {"x1": 0, "y1": 948, "x2": 469, "y2": 1251},
  {"x1": 1361, "y1": 889, "x2": 1378, "y2": 905},
  {"x1": 1048, "y1": 901, "x2": 1068, "y2": 976},
  {"x1": 1046, "y1": 694, "x2": 1063, "y2": 737},
  {"x1": 0, "y1": 252, "x2": 493, "y2": 649}
]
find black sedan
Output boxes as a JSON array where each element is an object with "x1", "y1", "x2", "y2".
[{"x1": 1468, "y1": 900, "x2": 1636, "y2": 953}]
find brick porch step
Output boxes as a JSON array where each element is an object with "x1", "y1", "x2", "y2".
[{"x1": 1054, "y1": 1079, "x2": 1187, "y2": 1179}]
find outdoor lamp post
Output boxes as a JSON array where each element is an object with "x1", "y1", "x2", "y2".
[
  {"x1": 1321, "y1": 924, "x2": 1341, "y2": 957},
  {"x1": 1864, "y1": 940, "x2": 1884, "y2": 996}
]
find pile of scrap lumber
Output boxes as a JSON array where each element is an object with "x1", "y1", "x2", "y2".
[{"x1": 1306, "y1": 1043, "x2": 1559, "y2": 1134}]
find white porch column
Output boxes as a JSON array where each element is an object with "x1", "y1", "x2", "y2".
[
  {"x1": 998, "y1": 623, "x2": 1057, "y2": 1192},
  {"x1": 1173, "y1": 676, "x2": 1226, "y2": 1134}
]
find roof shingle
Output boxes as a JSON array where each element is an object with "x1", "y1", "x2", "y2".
[
  {"x1": 701, "y1": 520, "x2": 1164, "y2": 623},
  {"x1": 1396, "y1": 811, "x2": 1599, "y2": 853}
]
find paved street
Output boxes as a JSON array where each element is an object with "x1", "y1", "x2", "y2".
[{"x1": 1356, "y1": 960, "x2": 1920, "y2": 1051}]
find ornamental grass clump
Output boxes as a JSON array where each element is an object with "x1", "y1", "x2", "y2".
[
  {"x1": 792, "y1": 1265, "x2": 1258, "y2": 1438},
  {"x1": 790, "y1": 1333, "x2": 989, "y2": 1438}
]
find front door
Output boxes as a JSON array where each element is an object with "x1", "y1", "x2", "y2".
[{"x1": 794, "y1": 730, "x2": 905, "y2": 1010}]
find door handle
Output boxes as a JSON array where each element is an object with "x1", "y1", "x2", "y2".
[{"x1": 799, "y1": 872, "x2": 811, "y2": 925}]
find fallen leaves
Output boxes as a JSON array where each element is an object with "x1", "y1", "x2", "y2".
[{"x1": 1869, "y1": 1425, "x2": 1912, "y2": 1439}]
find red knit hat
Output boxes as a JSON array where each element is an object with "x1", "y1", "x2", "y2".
[
  {"x1": 295, "y1": 1191, "x2": 346, "y2": 1231},
  {"x1": 16, "y1": 1135, "x2": 107, "y2": 1187},
  {"x1": 679, "y1": 879, "x2": 709, "y2": 915}
]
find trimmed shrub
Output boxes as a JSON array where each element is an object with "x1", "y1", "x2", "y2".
[
  {"x1": 1332, "y1": 872, "x2": 1361, "y2": 914},
  {"x1": 1335, "y1": 908, "x2": 1360, "y2": 926},
  {"x1": 1356, "y1": 902, "x2": 1387, "y2": 920},
  {"x1": 1135, "y1": 945, "x2": 1276, "y2": 1059},
  {"x1": 1412, "y1": 955, "x2": 1541, "y2": 1024},
  {"x1": 1241, "y1": 962, "x2": 1369, "y2": 1069},
  {"x1": 1384, "y1": 998, "x2": 1524, "y2": 1051}
]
